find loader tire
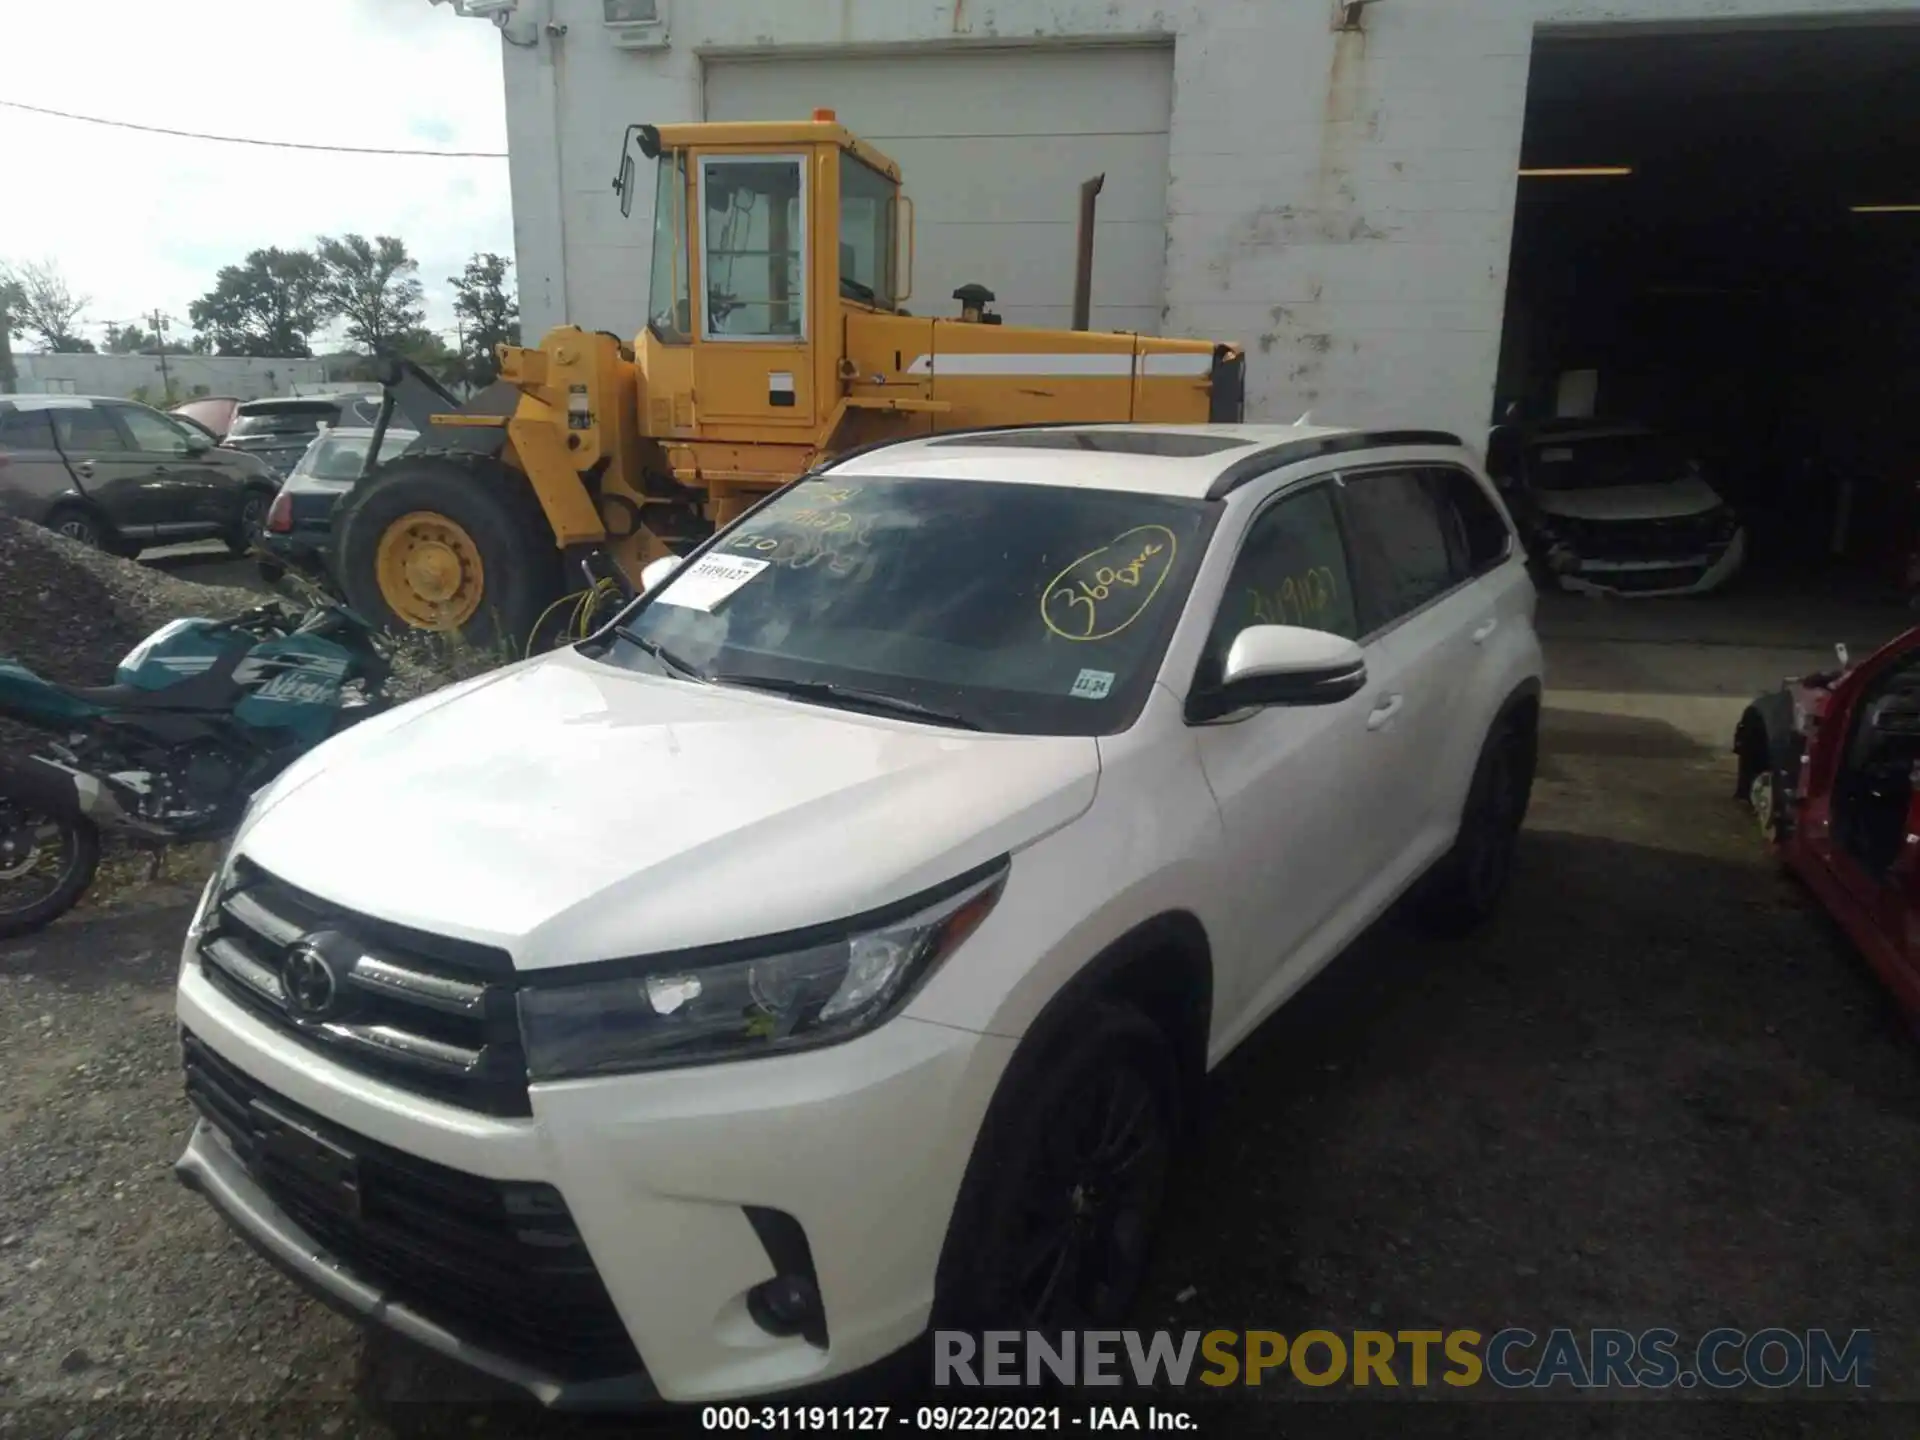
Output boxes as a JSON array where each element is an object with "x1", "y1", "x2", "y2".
[{"x1": 331, "y1": 450, "x2": 561, "y2": 653}]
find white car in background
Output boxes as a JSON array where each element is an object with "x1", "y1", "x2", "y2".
[
  {"x1": 173, "y1": 422, "x2": 1544, "y2": 1406},
  {"x1": 1488, "y1": 421, "x2": 1747, "y2": 597}
]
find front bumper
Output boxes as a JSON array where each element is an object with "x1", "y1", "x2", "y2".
[
  {"x1": 174, "y1": 955, "x2": 1016, "y2": 1405},
  {"x1": 175, "y1": 1119, "x2": 653, "y2": 1408},
  {"x1": 1559, "y1": 527, "x2": 1747, "y2": 598}
]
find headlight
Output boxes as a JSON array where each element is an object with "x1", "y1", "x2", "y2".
[
  {"x1": 518, "y1": 863, "x2": 1008, "y2": 1080},
  {"x1": 183, "y1": 869, "x2": 223, "y2": 967}
]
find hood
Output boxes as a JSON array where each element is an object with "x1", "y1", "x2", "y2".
[
  {"x1": 1534, "y1": 474, "x2": 1726, "y2": 523},
  {"x1": 236, "y1": 649, "x2": 1101, "y2": 969}
]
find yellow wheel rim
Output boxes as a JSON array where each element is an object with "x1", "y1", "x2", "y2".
[{"x1": 374, "y1": 511, "x2": 486, "y2": 629}]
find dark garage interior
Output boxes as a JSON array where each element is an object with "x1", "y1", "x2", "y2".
[{"x1": 1497, "y1": 19, "x2": 1920, "y2": 596}]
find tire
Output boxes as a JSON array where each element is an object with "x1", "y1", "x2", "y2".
[
  {"x1": 42, "y1": 503, "x2": 113, "y2": 554},
  {"x1": 330, "y1": 451, "x2": 561, "y2": 651},
  {"x1": 226, "y1": 485, "x2": 274, "y2": 556},
  {"x1": 1411, "y1": 703, "x2": 1538, "y2": 938},
  {"x1": 0, "y1": 801, "x2": 101, "y2": 941},
  {"x1": 934, "y1": 1000, "x2": 1179, "y2": 1336}
]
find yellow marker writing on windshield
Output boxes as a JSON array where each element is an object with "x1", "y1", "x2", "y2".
[{"x1": 1043, "y1": 525, "x2": 1179, "y2": 642}]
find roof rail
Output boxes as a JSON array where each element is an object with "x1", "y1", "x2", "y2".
[{"x1": 1204, "y1": 429, "x2": 1463, "y2": 500}]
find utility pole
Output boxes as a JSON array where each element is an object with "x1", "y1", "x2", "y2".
[
  {"x1": 0, "y1": 307, "x2": 14, "y2": 394},
  {"x1": 151, "y1": 309, "x2": 174, "y2": 404},
  {"x1": 0, "y1": 281, "x2": 17, "y2": 394}
]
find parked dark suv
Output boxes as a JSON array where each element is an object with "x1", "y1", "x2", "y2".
[
  {"x1": 221, "y1": 393, "x2": 387, "y2": 478},
  {"x1": 0, "y1": 395, "x2": 281, "y2": 558}
]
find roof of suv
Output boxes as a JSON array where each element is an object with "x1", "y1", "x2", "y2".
[
  {"x1": 825, "y1": 423, "x2": 1467, "y2": 499},
  {"x1": 0, "y1": 394, "x2": 134, "y2": 408}
]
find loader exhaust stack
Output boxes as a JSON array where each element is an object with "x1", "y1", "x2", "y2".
[{"x1": 1072, "y1": 173, "x2": 1105, "y2": 332}]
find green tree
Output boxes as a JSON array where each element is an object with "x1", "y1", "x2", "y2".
[
  {"x1": 397, "y1": 327, "x2": 460, "y2": 383},
  {"x1": 317, "y1": 234, "x2": 425, "y2": 354},
  {"x1": 449, "y1": 252, "x2": 520, "y2": 387},
  {"x1": 0, "y1": 259, "x2": 91, "y2": 352},
  {"x1": 189, "y1": 248, "x2": 332, "y2": 357}
]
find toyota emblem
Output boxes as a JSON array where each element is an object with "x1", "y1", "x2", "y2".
[{"x1": 282, "y1": 939, "x2": 344, "y2": 1022}]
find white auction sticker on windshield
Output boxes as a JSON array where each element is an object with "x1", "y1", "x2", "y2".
[
  {"x1": 656, "y1": 554, "x2": 769, "y2": 612},
  {"x1": 1070, "y1": 668, "x2": 1115, "y2": 700}
]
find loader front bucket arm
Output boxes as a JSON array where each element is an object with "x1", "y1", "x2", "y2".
[{"x1": 370, "y1": 355, "x2": 519, "y2": 457}]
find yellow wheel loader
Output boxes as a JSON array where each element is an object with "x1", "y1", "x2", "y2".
[{"x1": 332, "y1": 112, "x2": 1247, "y2": 648}]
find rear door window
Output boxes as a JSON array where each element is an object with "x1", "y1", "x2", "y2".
[
  {"x1": 0, "y1": 408, "x2": 58, "y2": 450},
  {"x1": 52, "y1": 407, "x2": 130, "y2": 453},
  {"x1": 1423, "y1": 467, "x2": 1512, "y2": 580},
  {"x1": 1334, "y1": 468, "x2": 1457, "y2": 634}
]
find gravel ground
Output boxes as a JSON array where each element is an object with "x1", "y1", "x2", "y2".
[
  {"x1": 0, "y1": 519, "x2": 259, "y2": 690},
  {"x1": 3, "y1": 695, "x2": 1919, "y2": 1438}
]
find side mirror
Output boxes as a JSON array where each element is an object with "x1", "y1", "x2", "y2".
[
  {"x1": 640, "y1": 555, "x2": 682, "y2": 593},
  {"x1": 1193, "y1": 625, "x2": 1367, "y2": 720}
]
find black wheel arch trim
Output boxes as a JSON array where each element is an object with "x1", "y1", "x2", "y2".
[
  {"x1": 1734, "y1": 690, "x2": 1800, "y2": 799},
  {"x1": 991, "y1": 910, "x2": 1213, "y2": 1119}
]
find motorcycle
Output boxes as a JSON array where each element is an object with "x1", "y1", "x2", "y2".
[{"x1": 0, "y1": 598, "x2": 393, "y2": 939}]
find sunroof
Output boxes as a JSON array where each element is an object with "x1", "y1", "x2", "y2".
[{"x1": 926, "y1": 430, "x2": 1256, "y2": 458}]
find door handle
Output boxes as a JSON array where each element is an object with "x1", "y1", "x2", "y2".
[
  {"x1": 74, "y1": 460, "x2": 94, "y2": 477},
  {"x1": 1367, "y1": 694, "x2": 1404, "y2": 731},
  {"x1": 1472, "y1": 618, "x2": 1499, "y2": 644}
]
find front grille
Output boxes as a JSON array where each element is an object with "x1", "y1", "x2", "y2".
[
  {"x1": 1586, "y1": 563, "x2": 1710, "y2": 593},
  {"x1": 183, "y1": 1030, "x2": 645, "y2": 1383},
  {"x1": 196, "y1": 857, "x2": 531, "y2": 1116},
  {"x1": 1571, "y1": 512, "x2": 1727, "y2": 561}
]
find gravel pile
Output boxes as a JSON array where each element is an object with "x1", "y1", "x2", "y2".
[{"x1": 0, "y1": 517, "x2": 255, "y2": 688}]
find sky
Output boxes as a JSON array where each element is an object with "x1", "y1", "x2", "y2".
[{"x1": 0, "y1": 0, "x2": 513, "y2": 353}]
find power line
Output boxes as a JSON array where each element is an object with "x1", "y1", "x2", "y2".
[{"x1": 0, "y1": 99, "x2": 507, "y2": 158}]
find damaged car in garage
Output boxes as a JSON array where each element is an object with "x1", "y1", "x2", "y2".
[{"x1": 1488, "y1": 419, "x2": 1747, "y2": 597}]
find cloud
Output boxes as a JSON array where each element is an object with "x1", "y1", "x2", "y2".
[{"x1": 0, "y1": 0, "x2": 512, "y2": 350}]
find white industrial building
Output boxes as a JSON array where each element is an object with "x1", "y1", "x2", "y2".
[
  {"x1": 11, "y1": 353, "x2": 329, "y2": 402},
  {"x1": 450, "y1": 0, "x2": 1917, "y2": 564}
]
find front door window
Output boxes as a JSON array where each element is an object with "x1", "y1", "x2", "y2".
[{"x1": 699, "y1": 155, "x2": 807, "y2": 341}]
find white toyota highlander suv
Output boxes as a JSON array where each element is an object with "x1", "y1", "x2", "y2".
[{"x1": 172, "y1": 422, "x2": 1544, "y2": 1407}]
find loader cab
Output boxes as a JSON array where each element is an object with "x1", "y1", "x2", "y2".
[{"x1": 620, "y1": 114, "x2": 909, "y2": 440}]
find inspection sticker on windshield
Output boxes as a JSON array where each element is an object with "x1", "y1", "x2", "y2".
[
  {"x1": 1070, "y1": 668, "x2": 1115, "y2": 700},
  {"x1": 656, "y1": 554, "x2": 769, "y2": 612}
]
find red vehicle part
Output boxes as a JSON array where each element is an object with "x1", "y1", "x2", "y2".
[{"x1": 1742, "y1": 624, "x2": 1920, "y2": 1021}]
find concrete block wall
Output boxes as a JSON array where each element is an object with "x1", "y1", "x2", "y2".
[
  {"x1": 12, "y1": 353, "x2": 329, "y2": 402},
  {"x1": 491, "y1": 0, "x2": 1907, "y2": 448}
]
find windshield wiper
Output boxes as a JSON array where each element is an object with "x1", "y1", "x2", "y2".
[
  {"x1": 711, "y1": 672, "x2": 984, "y2": 730},
  {"x1": 613, "y1": 626, "x2": 706, "y2": 682}
]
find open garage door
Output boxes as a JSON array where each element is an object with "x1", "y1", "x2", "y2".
[
  {"x1": 704, "y1": 46, "x2": 1173, "y2": 335},
  {"x1": 1495, "y1": 21, "x2": 1920, "y2": 604}
]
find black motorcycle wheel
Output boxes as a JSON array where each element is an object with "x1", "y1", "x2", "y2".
[{"x1": 0, "y1": 800, "x2": 102, "y2": 941}]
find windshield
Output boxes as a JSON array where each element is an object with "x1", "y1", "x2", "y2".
[
  {"x1": 1528, "y1": 433, "x2": 1693, "y2": 491},
  {"x1": 598, "y1": 475, "x2": 1219, "y2": 735},
  {"x1": 839, "y1": 154, "x2": 897, "y2": 307},
  {"x1": 293, "y1": 431, "x2": 419, "y2": 480}
]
